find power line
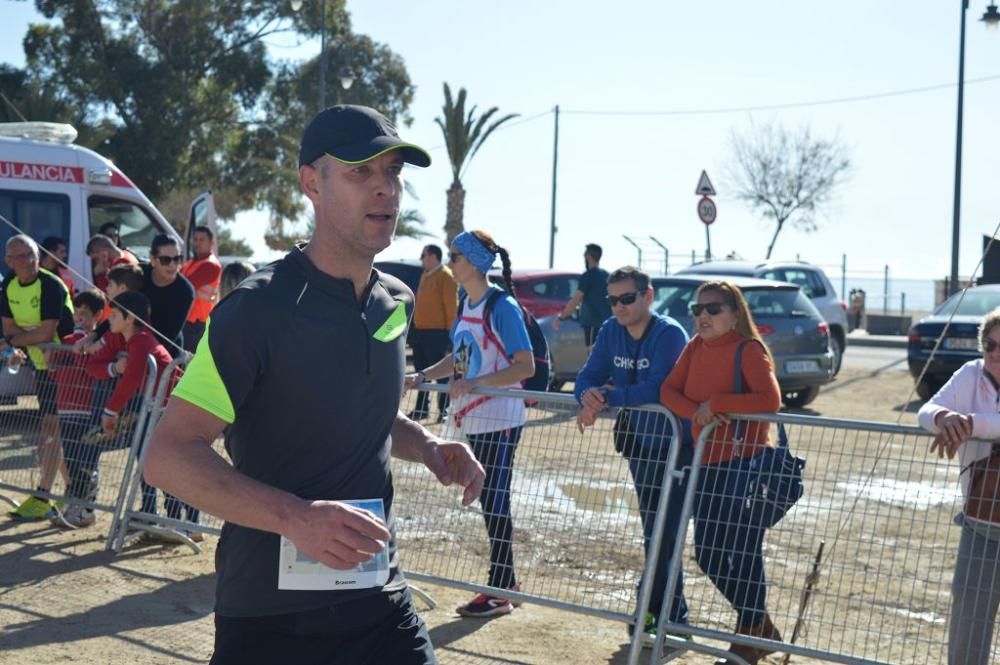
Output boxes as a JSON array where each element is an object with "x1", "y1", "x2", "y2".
[
  {"x1": 562, "y1": 73, "x2": 1000, "y2": 117},
  {"x1": 422, "y1": 108, "x2": 553, "y2": 153}
]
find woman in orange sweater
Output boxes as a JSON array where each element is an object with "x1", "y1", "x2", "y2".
[{"x1": 660, "y1": 280, "x2": 782, "y2": 665}]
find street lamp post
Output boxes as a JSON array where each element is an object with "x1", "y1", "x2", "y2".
[
  {"x1": 290, "y1": 0, "x2": 356, "y2": 112},
  {"x1": 950, "y1": 1, "x2": 999, "y2": 295}
]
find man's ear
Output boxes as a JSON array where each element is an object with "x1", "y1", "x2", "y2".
[{"x1": 299, "y1": 163, "x2": 321, "y2": 203}]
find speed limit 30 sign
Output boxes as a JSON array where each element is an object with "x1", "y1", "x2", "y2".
[{"x1": 697, "y1": 196, "x2": 717, "y2": 225}]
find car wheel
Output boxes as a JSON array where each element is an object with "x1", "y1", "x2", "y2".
[
  {"x1": 783, "y1": 385, "x2": 820, "y2": 408},
  {"x1": 829, "y1": 333, "x2": 843, "y2": 377},
  {"x1": 915, "y1": 377, "x2": 938, "y2": 402}
]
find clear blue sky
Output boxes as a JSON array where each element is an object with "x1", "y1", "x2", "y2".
[{"x1": 4, "y1": 0, "x2": 999, "y2": 285}]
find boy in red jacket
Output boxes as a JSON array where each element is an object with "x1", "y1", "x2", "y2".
[
  {"x1": 86, "y1": 291, "x2": 198, "y2": 533},
  {"x1": 49, "y1": 289, "x2": 106, "y2": 528}
]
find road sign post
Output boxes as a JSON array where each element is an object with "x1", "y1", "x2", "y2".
[{"x1": 695, "y1": 171, "x2": 717, "y2": 260}]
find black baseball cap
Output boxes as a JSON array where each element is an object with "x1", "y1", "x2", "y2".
[{"x1": 298, "y1": 105, "x2": 431, "y2": 168}]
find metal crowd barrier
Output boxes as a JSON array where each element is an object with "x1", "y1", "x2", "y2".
[
  {"x1": 0, "y1": 343, "x2": 158, "y2": 551},
  {"x1": 111, "y1": 354, "x2": 230, "y2": 554},
  {"x1": 396, "y1": 383, "x2": 684, "y2": 665},
  {"x1": 654, "y1": 412, "x2": 959, "y2": 665}
]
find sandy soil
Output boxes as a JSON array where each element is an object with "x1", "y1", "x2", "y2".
[{"x1": 0, "y1": 360, "x2": 954, "y2": 664}]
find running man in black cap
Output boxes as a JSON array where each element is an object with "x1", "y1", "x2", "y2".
[{"x1": 145, "y1": 105, "x2": 485, "y2": 665}]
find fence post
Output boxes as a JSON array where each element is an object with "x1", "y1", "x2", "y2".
[
  {"x1": 901, "y1": 292, "x2": 906, "y2": 316},
  {"x1": 841, "y1": 253, "x2": 847, "y2": 299},
  {"x1": 883, "y1": 264, "x2": 889, "y2": 314}
]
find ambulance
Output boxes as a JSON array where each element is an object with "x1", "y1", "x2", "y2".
[{"x1": 0, "y1": 121, "x2": 215, "y2": 397}]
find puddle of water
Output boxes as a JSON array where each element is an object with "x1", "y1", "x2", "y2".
[
  {"x1": 558, "y1": 480, "x2": 638, "y2": 514},
  {"x1": 837, "y1": 477, "x2": 961, "y2": 509},
  {"x1": 883, "y1": 606, "x2": 946, "y2": 624}
]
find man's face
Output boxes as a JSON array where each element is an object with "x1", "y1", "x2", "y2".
[
  {"x1": 300, "y1": 150, "x2": 404, "y2": 258},
  {"x1": 420, "y1": 248, "x2": 439, "y2": 271},
  {"x1": 192, "y1": 231, "x2": 212, "y2": 258},
  {"x1": 5, "y1": 241, "x2": 39, "y2": 283},
  {"x1": 89, "y1": 248, "x2": 110, "y2": 275},
  {"x1": 42, "y1": 243, "x2": 67, "y2": 270},
  {"x1": 607, "y1": 278, "x2": 652, "y2": 328},
  {"x1": 152, "y1": 244, "x2": 182, "y2": 282}
]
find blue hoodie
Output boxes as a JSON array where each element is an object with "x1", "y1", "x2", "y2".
[{"x1": 574, "y1": 313, "x2": 689, "y2": 450}]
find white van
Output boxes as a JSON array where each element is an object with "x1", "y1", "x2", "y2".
[{"x1": 0, "y1": 122, "x2": 214, "y2": 397}]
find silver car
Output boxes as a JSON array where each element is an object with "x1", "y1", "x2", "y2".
[
  {"x1": 676, "y1": 259, "x2": 848, "y2": 375},
  {"x1": 542, "y1": 275, "x2": 834, "y2": 408}
]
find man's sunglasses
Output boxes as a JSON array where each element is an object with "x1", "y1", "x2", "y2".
[
  {"x1": 690, "y1": 301, "x2": 732, "y2": 317},
  {"x1": 155, "y1": 255, "x2": 183, "y2": 266},
  {"x1": 449, "y1": 251, "x2": 463, "y2": 262},
  {"x1": 606, "y1": 292, "x2": 640, "y2": 307},
  {"x1": 985, "y1": 339, "x2": 1000, "y2": 353}
]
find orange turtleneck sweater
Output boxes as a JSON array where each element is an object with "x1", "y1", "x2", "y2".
[{"x1": 660, "y1": 330, "x2": 781, "y2": 465}]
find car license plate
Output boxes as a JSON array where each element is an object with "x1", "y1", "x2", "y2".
[
  {"x1": 944, "y1": 337, "x2": 979, "y2": 351},
  {"x1": 785, "y1": 360, "x2": 820, "y2": 374}
]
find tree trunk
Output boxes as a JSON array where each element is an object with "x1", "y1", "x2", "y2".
[
  {"x1": 444, "y1": 180, "x2": 466, "y2": 246},
  {"x1": 765, "y1": 219, "x2": 786, "y2": 259}
]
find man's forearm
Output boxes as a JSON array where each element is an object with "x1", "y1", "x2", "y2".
[
  {"x1": 391, "y1": 412, "x2": 435, "y2": 463},
  {"x1": 145, "y1": 425, "x2": 304, "y2": 537}
]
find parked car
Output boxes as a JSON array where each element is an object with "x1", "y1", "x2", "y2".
[
  {"x1": 907, "y1": 284, "x2": 1000, "y2": 400},
  {"x1": 488, "y1": 269, "x2": 579, "y2": 319},
  {"x1": 676, "y1": 259, "x2": 848, "y2": 375},
  {"x1": 374, "y1": 259, "x2": 423, "y2": 296},
  {"x1": 543, "y1": 274, "x2": 835, "y2": 407}
]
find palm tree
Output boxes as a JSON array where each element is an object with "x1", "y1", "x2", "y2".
[{"x1": 434, "y1": 83, "x2": 518, "y2": 244}]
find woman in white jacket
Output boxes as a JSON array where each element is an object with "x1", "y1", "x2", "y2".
[{"x1": 918, "y1": 307, "x2": 1000, "y2": 665}]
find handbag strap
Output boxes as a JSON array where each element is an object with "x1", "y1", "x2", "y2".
[{"x1": 733, "y1": 339, "x2": 787, "y2": 448}]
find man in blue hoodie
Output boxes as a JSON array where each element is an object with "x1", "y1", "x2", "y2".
[{"x1": 573, "y1": 266, "x2": 691, "y2": 647}]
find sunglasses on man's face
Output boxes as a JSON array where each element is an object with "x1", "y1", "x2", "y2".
[
  {"x1": 449, "y1": 251, "x2": 463, "y2": 262},
  {"x1": 606, "y1": 292, "x2": 640, "y2": 307},
  {"x1": 690, "y1": 301, "x2": 732, "y2": 317},
  {"x1": 155, "y1": 255, "x2": 183, "y2": 266},
  {"x1": 985, "y1": 339, "x2": 1000, "y2": 353}
]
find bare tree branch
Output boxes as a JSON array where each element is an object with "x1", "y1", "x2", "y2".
[{"x1": 727, "y1": 122, "x2": 851, "y2": 258}]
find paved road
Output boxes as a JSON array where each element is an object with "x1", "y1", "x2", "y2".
[{"x1": 843, "y1": 344, "x2": 907, "y2": 372}]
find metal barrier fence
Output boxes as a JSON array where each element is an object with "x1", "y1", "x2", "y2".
[
  {"x1": 53, "y1": 372, "x2": 975, "y2": 664},
  {"x1": 0, "y1": 344, "x2": 158, "y2": 551},
  {"x1": 655, "y1": 412, "x2": 961, "y2": 665},
  {"x1": 111, "y1": 354, "x2": 231, "y2": 553},
  {"x1": 396, "y1": 383, "x2": 684, "y2": 665}
]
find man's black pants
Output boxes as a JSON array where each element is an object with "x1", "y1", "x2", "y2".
[{"x1": 408, "y1": 328, "x2": 450, "y2": 418}]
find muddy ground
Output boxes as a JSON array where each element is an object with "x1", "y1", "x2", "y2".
[{"x1": 0, "y1": 358, "x2": 960, "y2": 664}]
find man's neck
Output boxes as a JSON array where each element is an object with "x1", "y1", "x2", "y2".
[
  {"x1": 424, "y1": 262, "x2": 442, "y2": 275},
  {"x1": 151, "y1": 272, "x2": 174, "y2": 287},
  {"x1": 586, "y1": 258, "x2": 598, "y2": 270},
  {"x1": 195, "y1": 251, "x2": 211, "y2": 261},
  {"x1": 625, "y1": 312, "x2": 653, "y2": 340},
  {"x1": 303, "y1": 234, "x2": 374, "y2": 301},
  {"x1": 122, "y1": 326, "x2": 137, "y2": 341},
  {"x1": 16, "y1": 271, "x2": 39, "y2": 286}
]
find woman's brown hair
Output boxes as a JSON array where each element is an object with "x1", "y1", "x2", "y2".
[
  {"x1": 695, "y1": 280, "x2": 774, "y2": 364},
  {"x1": 471, "y1": 230, "x2": 513, "y2": 294}
]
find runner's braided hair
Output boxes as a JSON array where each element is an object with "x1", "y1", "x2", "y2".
[{"x1": 471, "y1": 230, "x2": 514, "y2": 294}]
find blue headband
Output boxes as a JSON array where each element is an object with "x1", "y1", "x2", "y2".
[{"x1": 453, "y1": 232, "x2": 496, "y2": 274}]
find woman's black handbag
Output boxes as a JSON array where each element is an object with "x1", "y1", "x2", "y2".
[
  {"x1": 612, "y1": 318, "x2": 655, "y2": 458},
  {"x1": 732, "y1": 340, "x2": 806, "y2": 528},
  {"x1": 613, "y1": 409, "x2": 637, "y2": 456}
]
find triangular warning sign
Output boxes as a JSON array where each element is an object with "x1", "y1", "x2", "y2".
[{"x1": 695, "y1": 170, "x2": 716, "y2": 196}]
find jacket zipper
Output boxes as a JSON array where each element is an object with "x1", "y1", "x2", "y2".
[{"x1": 361, "y1": 310, "x2": 371, "y2": 375}]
